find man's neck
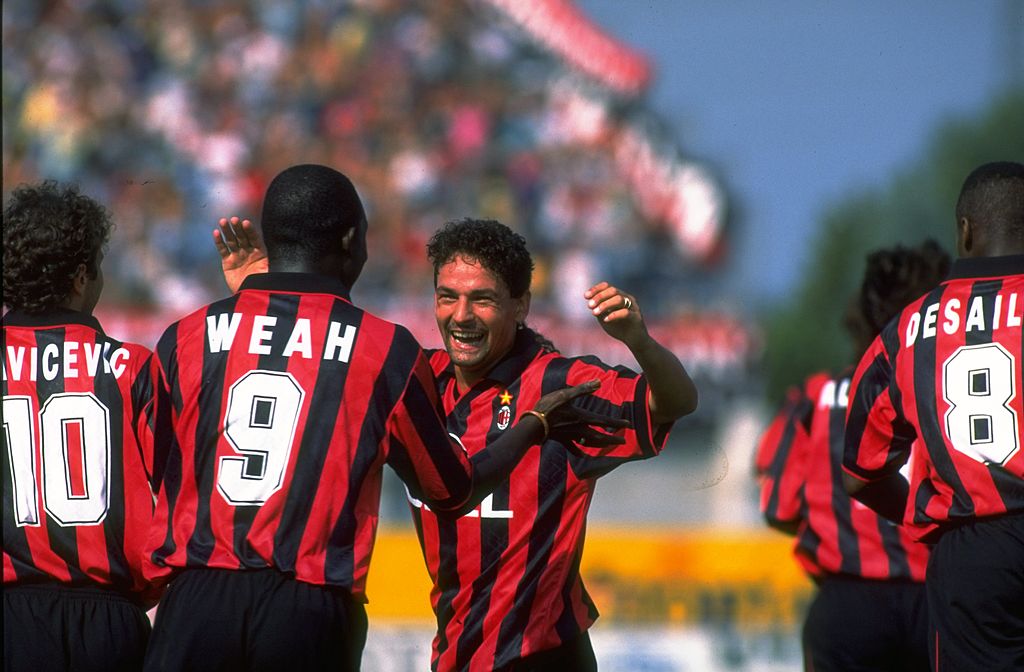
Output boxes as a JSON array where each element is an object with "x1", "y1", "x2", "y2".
[
  {"x1": 59, "y1": 299, "x2": 89, "y2": 314},
  {"x1": 454, "y1": 369, "x2": 481, "y2": 394}
]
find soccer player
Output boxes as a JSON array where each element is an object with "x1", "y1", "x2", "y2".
[
  {"x1": 844, "y1": 161, "x2": 1024, "y2": 671},
  {"x1": 411, "y1": 219, "x2": 698, "y2": 672},
  {"x1": 756, "y1": 241, "x2": 949, "y2": 671},
  {"x1": 145, "y1": 165, "x2": 619, "y2": 672},
  {"x1": 3, "y1": 181, "x2": 163, "y2": 672}
]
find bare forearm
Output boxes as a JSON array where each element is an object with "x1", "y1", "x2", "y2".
[{"x1": 628, "y1": 334, "x2": 698, "y2": 424}]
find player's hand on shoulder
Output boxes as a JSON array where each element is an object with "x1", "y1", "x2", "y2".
[
  {"x1": 584, "y1": 281, "x2": 646, "y2": 346},
  {"x1": 214, "y1": 216, "x2": 269, "y2": 293},
  {"x1": 531, "y1": 380, "x2": 630, "y2": 447}
]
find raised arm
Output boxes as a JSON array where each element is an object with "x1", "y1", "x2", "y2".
[
  {"x1": 584, "y1": 282, "x2": 698, "y2": 424},
  {"x1": 214, "y1": 216, "x2": 268, "y2": 293},
  {"x1": 388, "y1": 354, "x2": 628, "y2": 518}
]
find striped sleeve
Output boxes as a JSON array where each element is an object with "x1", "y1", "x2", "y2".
[
  {"x1": 559, "y1": 356, "x2": 669, "y2": 479},
  {"x1": 844, "y1": 332, "x2": 915, "y2": 482},
  {"x1": 130, "y1": 351, "x2": 163, "y2": 493},
  {"x1": 386, "y1": 346, "x2": 473, "y2": 512},
  {"x1": 757, "y1": 382, "x2": 813, "y2": 525}
]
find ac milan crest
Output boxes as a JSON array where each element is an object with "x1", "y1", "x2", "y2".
[{"x1": 497, "y1": 405, "x2": 512, "y2": 430}]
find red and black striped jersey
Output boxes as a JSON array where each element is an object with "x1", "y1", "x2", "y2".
[
  {"x1": 410, "y1": 329, "x2": 671, "y2": 672},
  {"x1": 2, "y1": 309, "x2": 161, "y2": 599},
  {"x1": 755, "y1": 384, "x2": 806, "y2": 527},
  {"x1": 845, "y1": 255, "x2": 1024, "y2": 542},
  {"x1": 756, "y1": 371, "x2": 928, "y2": 581},
  {"x1": 146, "y1": 273, "x2": 473, "y2": 600}
]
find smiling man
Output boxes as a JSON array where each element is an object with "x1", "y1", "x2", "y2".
[
  {"x1": 210, "y1": 213, "x2": 696, "y2": 671},
  {"x1": 151, "y1": 168, "x2": 616, "y2": 672},
  {"x1": 412, "y1": 218, "x2": 698, "y2": 672}
]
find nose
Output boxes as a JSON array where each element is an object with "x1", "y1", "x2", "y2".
[{"x1": 451, "y1": 297, "x2": 474, "y2": 324}]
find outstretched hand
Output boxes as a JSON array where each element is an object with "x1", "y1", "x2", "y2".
[
  {"x1": 584, "y1": 282, "x2": 646, "y2": 347},
  {"x1": 214, "y1": 216, "x2": 269, "y2": 293},
  {"x1": 531, "y1": 380, "x2": 630, "y2": 448}
]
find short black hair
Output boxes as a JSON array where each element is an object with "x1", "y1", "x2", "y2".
[
  {"x1": 259, "y1": 164, "x2": 366, "y2": 262},
  {"x1": 858, "y1": 239, "x2": 951, "y2": 336},
  {"x1": 3, "y1": 181, "x2": 112, "y2": 314},
  {"x1": 956, "y1": 161, "x2": 1024, "y2": 241},
  {"x1": 426, "y1": 219, "x2": 533, "y2": 298}
]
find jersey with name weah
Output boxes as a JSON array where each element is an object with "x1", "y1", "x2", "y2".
[{"x1": 146, "y1": 272, "x2": 473, "y2": 599}]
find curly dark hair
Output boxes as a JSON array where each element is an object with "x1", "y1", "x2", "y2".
[
  {"x1": 426, "y1": 218, "x2": 533, "y2": 298},
  {"x1": 858, "y1": 239, "x2": 952, "y2": 337},
  {"x1": 3, "y1": 181, "x2": 112, "y2": 313}
]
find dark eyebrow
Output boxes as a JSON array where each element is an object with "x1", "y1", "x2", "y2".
[{"x1": 435, "y1": 286, "x2": 499, "y2": 300}]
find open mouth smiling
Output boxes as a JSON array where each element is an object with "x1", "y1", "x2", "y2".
[{"x1": 449, "y1": 330, "x2": 485, "y2": 346}]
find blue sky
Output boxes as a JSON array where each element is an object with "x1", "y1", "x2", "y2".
[{"x1": 579, "y1": 0, "x2": 1021, "y2": 306}]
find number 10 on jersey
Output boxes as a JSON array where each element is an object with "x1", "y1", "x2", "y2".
[{"x1": 3, "y1": 393, "x2": 111, "y2": 527}]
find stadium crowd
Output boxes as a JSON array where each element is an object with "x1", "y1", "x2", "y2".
[{"x1": 3, "y1": 0, "x2": 715, "y2": 318}]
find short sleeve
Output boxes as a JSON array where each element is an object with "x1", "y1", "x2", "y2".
[
  {"x1": 561, "y1": 357, "x2": 670, "y2": 480},
  {"x1": 385, "y1": 349, "x2": 473, "y2": 511},
  {"x1": 756, "y1": 383, "x2": 814, "y2": 525},
  {"x1": 844, "y1": 334, "x2": 915, "y2": 483}
]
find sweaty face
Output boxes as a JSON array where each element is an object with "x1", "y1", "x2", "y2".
[{"x1": 435, "y1": 255, "x2": 528, "y2": 390}]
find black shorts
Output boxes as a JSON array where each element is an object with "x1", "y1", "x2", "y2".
[
  {"x1": 504, "y1": 630, "x2": 597, "y2": 672},
  {"x1": 927, "y1": 513, "x2": 1024, "y2": 672},
  {"x1": 3, "y1": 582, "x2": 150, "y2": 672},
  {"x1": 144, "y1": 568, "x2": 368, "y2": 672},
  {"x1": 802, "y1": 575, "x2": 929, "y2": 672}
]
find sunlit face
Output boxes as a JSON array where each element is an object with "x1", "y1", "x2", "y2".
[{"x1": 435, "y1": 255, "x2": 529, "y2": 390}]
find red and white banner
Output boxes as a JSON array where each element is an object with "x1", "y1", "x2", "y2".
[{"x1": 480, "y1": 0, "x2": 652, "y2": 96}]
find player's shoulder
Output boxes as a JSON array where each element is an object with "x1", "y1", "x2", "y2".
[
  {"x1": 354, "y1": 310, "x2": 431, "y2": 368},
  {"x1": 801, "y1": 371, "x2": 834, "y2": 399},
  {"x1": 359, "y1": 309, "x2": 418, "y2": 347},
  {"x1": 424, "y1": 347, "x2": 451, "y2": 374},
  {"x1": 558, "y1": 350, "x2": 639, "y2": 380},
  {"x1": 154, "y1": 294, "x2": 243, "y2": 345}
]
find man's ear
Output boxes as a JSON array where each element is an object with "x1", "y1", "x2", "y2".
[
  {"x1": 70, "y1": 264, "x2": 89, "y2": 298},
  {"x1": 958, "y1": 216, "x2": 974, "y2": 256},
  {"x1": 515, "y1": 291, "x2": 531, "y2": 323},
  {"x1": 340, "y1": 225, "x2": 357, "y2": 254}
]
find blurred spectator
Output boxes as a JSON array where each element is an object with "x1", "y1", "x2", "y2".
[
  {"x1": 4, "y1": 0, "x2": 714, "y2": 311},
  {"x1": 3, "y1": 0, "x2": 744, "y2": 420}
]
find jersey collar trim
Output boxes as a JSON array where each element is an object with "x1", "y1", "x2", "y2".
[
  {"x1": 238, "y1": 272, "x2": 352, "y2": 299},
  {"x1": 1, "y1": 308, "x2": 103, "y2": 332},
  {"x1": 948, "y1": 254, "x2": 1024, "y2": 280}
]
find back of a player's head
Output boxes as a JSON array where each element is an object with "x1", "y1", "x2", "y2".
[
  {"x1": 857, "y1": 239, "x2": 952, "y2": 339},
  {"x1": 259, "y1": 164, "x2": 366, "y2": 265},
  {"x1": 426, "y1": 219, "x2": 534, "y2": 298},
  {"x1": 955, "y1": 161, "x2": 1024, "y2": 253},
  {"x1": 3, "y1": 181, "x2": 112, "y2": 314}
]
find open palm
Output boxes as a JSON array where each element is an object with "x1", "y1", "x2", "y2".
[{"x1": 214, "y1": 216, "x2": 269, "y2": 293}]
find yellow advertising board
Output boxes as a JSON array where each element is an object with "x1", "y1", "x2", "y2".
[{"x1": 365, "y1": 525, "x2": 812, "y2": 629}]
